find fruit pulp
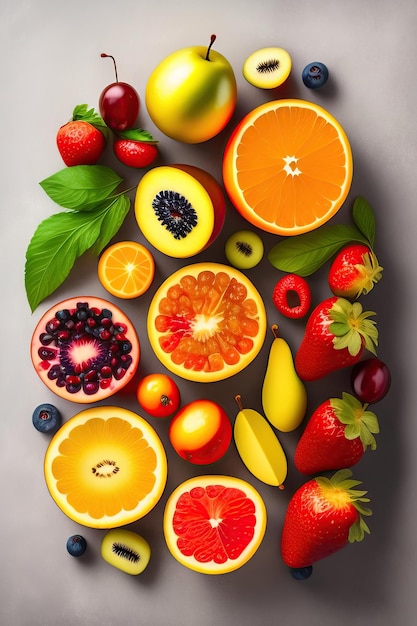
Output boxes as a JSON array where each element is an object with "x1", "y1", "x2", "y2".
[{"x1": 147, "y1": 263, "x2": 266, "y2": 382}]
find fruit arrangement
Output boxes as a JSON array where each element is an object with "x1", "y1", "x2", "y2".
[{"x1": 26, "y1": 36, "x2": 390, "y2": 579}]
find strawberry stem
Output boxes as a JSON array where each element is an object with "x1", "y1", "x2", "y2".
[
  {"x1": 329, "y1": 298, "x2": 378, "y2": 356},
  {"x1": 330, "y1": 392, "x2": 380, "y2": 451},
  {"x1": 315, "y1": 469, "x2": 372, "y2": 543}
]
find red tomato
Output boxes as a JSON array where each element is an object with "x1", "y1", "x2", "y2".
[
  {"x1": 136, "y1": 373, "x2": 181, "y2": 418},
  {"x1": 169, "y1": 399, "x2": 232, "y2": 465}
]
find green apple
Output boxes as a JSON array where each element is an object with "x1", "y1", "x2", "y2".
[
  {"x1": 225, "y1": 230, "x2": 264, "y2": 269},
  {"x1": 145, "y1": 35, "x2": 237, "y2": 144}
]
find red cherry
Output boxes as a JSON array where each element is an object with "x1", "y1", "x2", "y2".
[
  {"x1": 351, "y1": 358, "x2": 391, "y2": 404},
  {"x1": 99, "y1": 53, "x2": 140, "y2": 131}
]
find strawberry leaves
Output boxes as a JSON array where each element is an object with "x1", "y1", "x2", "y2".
[
  {"x1": 25, "y1": 165, "x2": 131, "y2": 312},
  {"x1": 268, "y1": 196, "x2": 376, "y2": 276},
  {"x1": 330, "y1": 392, "x2": 380, "y2": 451}
]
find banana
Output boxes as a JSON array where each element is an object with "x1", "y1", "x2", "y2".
[
  {"x1": 233, "y1": 395, "x2": 287, "y2": 488},
  {"x1": 262, "y1": 325, "x2": 307, "y2": 432}
]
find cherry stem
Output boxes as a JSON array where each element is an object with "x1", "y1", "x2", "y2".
[
  {"x1": 205, "y1": 34, "x2": 216, "y2": 61},
  {"x1": 101, "y1": 53, "x2": 118, "y2": 82}
]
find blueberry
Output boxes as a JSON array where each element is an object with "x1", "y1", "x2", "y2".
[
  {"x1": 290, "y1": 565, "x2": 313, "y2": 580},
  {"x1": 66, "y1": 534, "x2": 87, "y2": 557},
  {"x1": 302, "y1": 62, "x2": 329, "y2": 89},
  {"x1": 32, "y1": 403, "x2": 62, "y2": 433}
]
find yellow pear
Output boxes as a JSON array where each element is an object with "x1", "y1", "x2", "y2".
[
  {"x1": 262, "y1": 325, "x2": 307, "y2": 432},
  {"x1": 233, "y1": 395, "x2": 287, "y2": 488}
]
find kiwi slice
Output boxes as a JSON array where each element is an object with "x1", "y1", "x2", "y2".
[
  {"x1": 101, "y1": 529, "x2": 151, "y2": 575},
  {"x1": 243, "y1": 47, "x2": 292, "y2": 89}
]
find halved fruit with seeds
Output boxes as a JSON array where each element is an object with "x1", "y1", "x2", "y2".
[
  {"x1": 147, "y1": 262, "x2": 267, "y2": 382},
  {"x1": 223, "y1": 99, "x2": 353, "y2": 235},
  {"x1": 163, "y1": 475, "x2": 267, "y2": 574},
  {"x1": 31, "y1": 296, "x2": 140, "y2": 403},
  {"x1": 44, "y1": 406, "x2": 167, "y2": 528},
  {"x1": 134, "y1": 164, "x2": 225, "y2": 258}
]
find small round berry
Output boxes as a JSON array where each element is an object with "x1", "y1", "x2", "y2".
[
  {"x1": 351, "y1": 358, "x2": 391, "y2": 404},
  {"x1": 66, "y1": 534, "x2": 87, "y2": 557},
  {"x1": 32, "y1": 403, "x2": 62, "y2": 433},
  {"x1": 291, "y1": 565, "x2": 313, "y2": 580},
  {"x1": 272, "y1": 274, "x2": 312, "y2": 319},
  {"x1": 302, "y1": 62, "x2": 329, "y2": 89}
]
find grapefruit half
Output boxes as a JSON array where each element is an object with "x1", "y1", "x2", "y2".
[
  {"x1": 163, "y1": 475, "x2": 267, "y2": 574},
  {"x1": 147, "y1": 262, "x2": 267, "y2": 382}
]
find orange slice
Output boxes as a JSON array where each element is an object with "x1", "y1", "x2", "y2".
[
  {"x1": 223, "y1": 99, "x2": 353, "y2": 235},
  {"x1": 44, "y1": 406, "x2": 167, "y2": 529},
  {"x1": 163, "y1": 475, "x2": 267, "y2": 574},
  {"x1": 147, "y1": 262, "x2": 267, "y2": 382},
  {"x1": 98, "y1": 241, "x2": 155, "y2": 299}
]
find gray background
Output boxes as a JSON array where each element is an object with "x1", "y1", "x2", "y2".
[{"x1": 1, "y1": 1, "x2": 415, "y2": 624}]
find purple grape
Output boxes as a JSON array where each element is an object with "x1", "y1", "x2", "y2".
[{"x1": 351, "y1": 358, "x2": 391, "y2": 404}]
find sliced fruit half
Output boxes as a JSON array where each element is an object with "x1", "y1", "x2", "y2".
[
  {"x1": 147, "y1": 262, "x2": 267, "y2": 382},
  {"x1": 163, "y1": 475, "x2": 267, "y2": 574},
  {"x1": 223, "y1": 99, "x2": 353, "y2": 235},
  {"x1": 44, "y1": 406, "x2": 167, "y2": 528},
  {"x1": 134, "y1": 164, "x2": 225, "y2": 258},
  {"x1": 243, "y1": 47, "x2": 292, "y2": 89},
  {"x1": 31, "y1": 296, "x2": 140, "y2": 403}
]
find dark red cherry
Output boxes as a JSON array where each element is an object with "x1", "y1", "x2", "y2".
[
  {"x1": 351, "y1": 358, "x2": 391, "y2": 404},
  {"x1": 99, "y1": 53, "x2": 140, "y2": 131}
]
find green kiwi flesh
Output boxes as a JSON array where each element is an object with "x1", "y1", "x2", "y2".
[{"x1": 101, "y1": 529, "x2": 151, "y2": 575}]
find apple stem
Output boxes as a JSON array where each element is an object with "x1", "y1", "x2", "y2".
[
  {"x1": 205, "y1": 34, "x2": 216, "y2": 61},
  {"x1": 100, "y1": 53, "x2": 118, "y2": 82}
]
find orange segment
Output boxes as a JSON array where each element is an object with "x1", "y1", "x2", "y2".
[
  {"x1": 44, "y1": 406, "x2": 167, "y2": 528},
  {"x1": 147, "y1": 263, "x2": 267, "y2": 382},
  {"x1": 163, "y1": 475, "x2": 267, "y2": 574},
  {"x1": 98, "y1": 241, "x2": 155, "y2": 299},
  {"x1": 223, "y1": 99, "x2": 353, "y2": 235}
]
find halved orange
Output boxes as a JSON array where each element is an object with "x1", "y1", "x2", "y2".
[
  {"x1": 44, "y1": 406, "x2": 167, "y2": 528},
  {"x1": 163, "y1": 475, "x2": 267, "y2": 574},
  {"x1": 147, "y1": 262, "x2": 267, "y2": 382},
  {"x1": 223, "y1": 99, "x2": 353, "y2": 235},
  {"x1": 98, "y1": 240, "x2": 155, "y2": 299}
]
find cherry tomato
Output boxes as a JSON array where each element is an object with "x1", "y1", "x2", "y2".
[
  {"x1": 136, "y1": 373, "x2": 181, "y2": 418},
  {"x1": 169, "y1": 399, "x2": 232, "y2": 465}
]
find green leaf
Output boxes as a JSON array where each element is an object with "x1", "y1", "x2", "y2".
[
  {"x1": 25, "y1": 210, "x2": 106, "y2": 312},
  {"x1": 117, "y1": 128, "x2": 157, "y2": 142},
  {"x1": 39, "y1": 165, "x2": 123, "y2": 210},
  {"x1": 72, "y1": 104, "x2": 109, "y2": 137},
  {"x1": 352, "y1": 196, "x2": 376, "y2": 247},
  {"x1": 267, "y1": 224, "x2": 369, "y2": 276},
  {"x1": 90, "y1": 194, "x2": 131, "y2": 255}
]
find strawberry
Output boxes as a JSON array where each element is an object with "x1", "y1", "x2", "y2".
[
  {"x1": 328, "y1": 243, "x2": 383, "y2": 299},
  {"x1": 281, "y1": 469, "x2": 372, "y2": 569},
  {"x1": 294, "y1": 392, "x2": 380, "y2": 474},
  {"x1": 113, "y1": 128, "x2": 158, "y2": 168},
  {"x1": 295, "y1": 296, "x2": 378, "y2": 381},
  {"x1": 56, "y1": 104, "x2": 107, "y2": 167}
]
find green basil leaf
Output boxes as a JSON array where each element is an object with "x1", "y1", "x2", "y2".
[
  {"x1": 90, "y1": 194, "x2": 131, "y2": 255},
  {"x1": 39, "y1": 165, "x2": 123, "y2": 209},
  {"x1": 25, "y1": 210, "x2": 105, "y2": 312},
  {"x1": 267, "y1": 224, "x2": 369, "y2": 276},
  {"x1": 117, "y1": 128, "x2": 157, "y2": 142},
  {"x1": 352, "y1": 196, "x2": 376, "y2": 247}
]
